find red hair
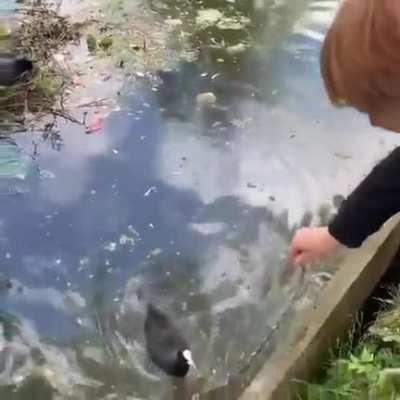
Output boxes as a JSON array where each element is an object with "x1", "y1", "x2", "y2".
[{"x1": 321, "y1": 0, "x2": 400, "y2": 132}]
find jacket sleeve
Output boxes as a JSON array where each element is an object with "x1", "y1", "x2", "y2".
[{"x1": 328, "y1": 147, "x2": 400, "y2": 248}]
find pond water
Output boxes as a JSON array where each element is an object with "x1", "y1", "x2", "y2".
[
  {"x1": 0, "y1": 0, "x2": 15, "y2": 50},
  {"x1": 1, "y1": 0, "x2": 400, "y2": 399}
]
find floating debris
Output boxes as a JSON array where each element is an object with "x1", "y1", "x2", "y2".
[
  {"x1": 86, "y1": 117, "x2": 104, "y2": 134},
  {"x1": 86, "y1": 34, "x2": 97, "y2": 52},
  {"x1": 119, "y1": 234, "x2": 136, "y2": 247},
  {"x1": 196, "y1": 92, "x2": 217, "y2": 109},
  {"x1": 104, "y1": 242, "x2": 117, "y2": 252},
  {"x1": 99, "y1": 36, "x2": 113, "y2": 51},
  {"x1": 147, "y1": 248, "x2": 163, "y2": 258},
  {"x1": 144, "y1": 186, "x2": 157, "y2": 197},
  {"x1": 195, "y1": 9, "x2": 223, "y2": 29},
  {"x1": 128, "y1": 225, "x2": 141, "y2": 238},
  {"x1": 166, "y1": 19, "x2": 183, "y2": 27},
  {"x1": 216, "y1": 15, "x2": 250, "y2": 30},
  {"x1": 312, "y1": 272, "x2": 333, "y2": 286},
  {"x1": 18, "y1": 5, "x2": 81, "y2": 61},
  {"x1": 40, "y1": 170, "x2": 56, "y2": 180},
  {"x1": 226, "y1": 43, "x2": 247, "y2": 56},
  {"x1": 334, "y1": 152, "x2": 352, "y2": 160}
]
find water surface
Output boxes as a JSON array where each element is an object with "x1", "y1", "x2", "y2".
[{"x1": 1, "y1": 0, "x2": 399, "y2": 399}]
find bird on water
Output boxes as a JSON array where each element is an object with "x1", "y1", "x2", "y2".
[
  {"x1": 144, "y1": 303, "x2": 196, "y2": 377},
  {"x1": 0, "y1": 55, "x2": 33, "y2": 86}
]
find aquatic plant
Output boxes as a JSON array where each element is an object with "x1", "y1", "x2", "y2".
[{"x1": 0, "y1": 3, "x2": 83, "y2": 124}]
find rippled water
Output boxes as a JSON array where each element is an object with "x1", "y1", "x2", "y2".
[{"x1": 1, "y1": 0, "x2": 400, "y2": 399}]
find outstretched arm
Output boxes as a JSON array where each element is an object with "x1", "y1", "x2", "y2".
[{"x1": 291, "y1": 147, "x2": 400, "y2": 265}]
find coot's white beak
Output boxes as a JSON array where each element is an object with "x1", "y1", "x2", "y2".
[{"x1": 182, "y1": 349, "x2": 198, "y2": 372}]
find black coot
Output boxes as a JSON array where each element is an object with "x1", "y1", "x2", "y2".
[
  {"x1": 144, "y1": 303, "x2": 196, "y2": 377},
  {"x1": 0, "y1": 55, "x2": 33, "y2": 86}
]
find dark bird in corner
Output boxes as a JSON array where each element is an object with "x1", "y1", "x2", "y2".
[
  {"x1": 144, "y1": 303, "x2": 196, "y2": 378},
  {"x1": 0, "y1": 55, "x2": 33, "y2": 86}
]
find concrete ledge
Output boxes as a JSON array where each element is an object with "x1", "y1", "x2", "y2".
[{"x1": 241, "y1": 216, "x2": 400, "y2": 400}]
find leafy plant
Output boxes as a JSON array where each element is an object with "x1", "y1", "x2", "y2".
[{"x1": 300, "y1": 287, "x2": 400, "y2": 399}]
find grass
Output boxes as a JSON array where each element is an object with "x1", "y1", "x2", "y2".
[{"x1": 298, "y1": 287, "x2": 400, "y2": 400}]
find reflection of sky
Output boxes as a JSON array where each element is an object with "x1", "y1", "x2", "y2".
[
  {"x1": 157, "y1": 51, "x2": 400, "y2": 224},
  {"x1": 0, "y1": 0, "x2": 15, "y2": 12},
  {"x1": 1, "y1": 0, "x2": 400, "y2": 397}
]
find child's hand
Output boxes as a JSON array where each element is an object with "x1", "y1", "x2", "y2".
[{"x1": 290, "y1": 227, "x2": 339, "y2": 267}]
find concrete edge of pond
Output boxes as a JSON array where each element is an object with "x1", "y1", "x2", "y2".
[{"x1": 241, "y1": 215, "x2": 400, "y2": 400}]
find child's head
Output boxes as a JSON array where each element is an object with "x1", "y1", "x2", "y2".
[{"x1": 321, "y1": 0, "x2": 400, "y2": 132}]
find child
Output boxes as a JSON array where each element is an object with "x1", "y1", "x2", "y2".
[{"x1": 290, "y1": 0, "x2": 400, "y2": 266}]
